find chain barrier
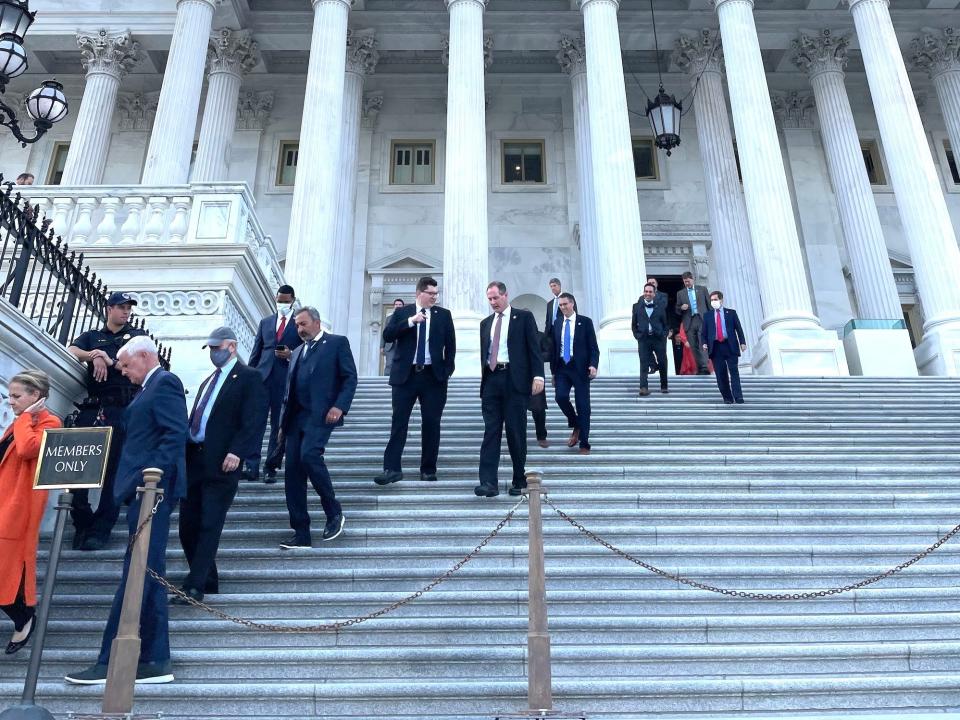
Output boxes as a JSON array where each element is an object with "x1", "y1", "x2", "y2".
[
  {"x1": 544, "y1": 496, "x2": 960, "y2": 601},
  {"x1": 130, "y1": 496, "x2": 526, "y2": 633}
]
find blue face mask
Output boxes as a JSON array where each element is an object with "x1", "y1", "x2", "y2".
[{"x1": 210, "y1": 348, "x2": 232, "y2": 368}]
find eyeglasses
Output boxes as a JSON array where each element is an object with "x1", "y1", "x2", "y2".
[{"x1": 421, "y1": 290, "x2": 439, "y2": 296}]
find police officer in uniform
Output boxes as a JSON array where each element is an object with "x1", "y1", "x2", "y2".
[{"x1": 67, "y1": 291, "x2": 147, "y2": 551}]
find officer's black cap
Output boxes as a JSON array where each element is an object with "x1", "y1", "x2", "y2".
[{"x1": 106, "y1": 291, "x2": 137, "y2": 307}]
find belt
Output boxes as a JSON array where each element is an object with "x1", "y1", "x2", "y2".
[
  {"x1": 413, "y1": 364, "x2": 432, "y2": 373},
  {"x1": 492, "y1": 363, "x2": 509, "y2": 371},
  {"x1": 188, "y1": 441, "x2": 205, "y2": 452}
]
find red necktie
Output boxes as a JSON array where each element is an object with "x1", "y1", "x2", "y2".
[
  {"x1": 716, "y1": 310, "x2": 724, "y2": 342},
  {"x1": 276, "y1": 315, "x2": 287, "y2": 341}
]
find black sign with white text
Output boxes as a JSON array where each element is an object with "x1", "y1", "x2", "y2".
[{"x1": 33, "y1": 427, "x2": 113, "y2": 490}]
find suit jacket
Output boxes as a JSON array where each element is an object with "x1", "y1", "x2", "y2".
[
  {"x1": 632, "y1": 300, "x2": 670, "y2": 339},
  {"x1": 189, "y1": 362, "x2": 268, "y2": 479},
  {"x1": 544, "y1": 296, "x2": 562, "y2": 333},
  {"x1": 280, "y1": 333, "x2": 358, "y2": 433},
  {"x1": 675, "y1": 285, "x2": 710, "y2": 329},
  {"x1": 480, "y1": 307, "x2": 544, "y2": 397},
  {"x1": 382, "y1": 304, "x2": 456, "y2": 385},
  {"x1": 114, "y1": 368, "x2": 188, "y2": 505},
  {"x1": 550, "y1": 314, "x2": 600, "y2": 378},
  {"x1": 248, "y1": 313, "x2": 304, "y2": 383},
  {"x1": 702, "y1": 307, "x2": 747, "y2": 357}
]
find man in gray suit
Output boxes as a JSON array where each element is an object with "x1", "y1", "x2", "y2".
[{"x1": 675, "y1": 271, "x2": 710, "y2": 375}]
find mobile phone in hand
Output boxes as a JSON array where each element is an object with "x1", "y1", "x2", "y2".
[{"x1": 276, "y1": 345, "x2": 287, "y2": 352}]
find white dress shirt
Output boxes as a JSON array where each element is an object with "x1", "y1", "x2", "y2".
[
  {"x1": 191, "y1": 357, "x2": 237, "y2": 443},
  {"x1": 408, "y1": 305, "x2": 433, "y2": 365},
  {"x1": 275, "y1": 305, "x2": 294, "y2": 332},
  {"x1": 491, "y1": 305, "x2": 512, "y2": 364}
]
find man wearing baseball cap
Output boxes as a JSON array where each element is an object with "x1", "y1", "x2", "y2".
[{"x1": 67, "y1": 291, "x2": 147, "y2": 551}]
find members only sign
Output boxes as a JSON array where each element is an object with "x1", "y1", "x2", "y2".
[{"x1": 33, "y1": 427, "x2": 113, "y2": 490}]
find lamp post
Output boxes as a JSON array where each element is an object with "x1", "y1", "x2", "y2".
[{"x1": 0, "y1": 0, "x2": 68, "y2": 147}]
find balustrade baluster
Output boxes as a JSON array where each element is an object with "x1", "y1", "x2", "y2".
[
  {"x1": 119, "y1": 197, "x2": 146, "y2": 244},
  {"x1": 71, "y1": 197, "x2": 97, "y2": 245},
  {"x1": 143, "y1": 196, "x2": 168, "y2": 243},
  {"x1": 96, "y1": 198, "x2": 120, "y2": 245},
  {"x1": 168, "y1": 197, "x2": 191, "y2": 243}
]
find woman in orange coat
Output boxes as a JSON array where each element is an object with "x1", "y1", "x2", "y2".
[{"x1": 1, "y1": 369, "x2": 61, "y2": 654}]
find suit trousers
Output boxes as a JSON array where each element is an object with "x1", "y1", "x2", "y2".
[
  {"x1": 479, "y1": 369, "x2": 529, "y2": 490},
  {"x1": 263, "y1": 369, "x2": 287, "y2": 471},
  {"x1": 711, "y1": 343, "x2": 744, "y2": 402},
  {"x1": 383, "y1": 368, "x2": 448, "y2": 474},
  {"x1": 70, "y1": 403, "x2": 124, "y2": 541},
  {"x1": 637, "y1": 335, "x2": 669, "y2": 390},
  {"x1": 179, "y1": 446, "x2": 239, "y2": 593},
  {"x1": 284, "y1": 416, "x2": 340, "y2": 540},
  {"x1": 687, "y1": 315, "x2": 709, "y2": 372},
  {"x1": 554, "y1": 364, "x2": 591, "y2": 449},
  {"x1": 98, "y1": 493, "x2": 174, "y2": 666},
  {"x1": 528, "y1": 390, "x2": 547, "y2": 441}
]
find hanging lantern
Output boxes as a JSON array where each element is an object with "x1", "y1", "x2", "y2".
[{"x1": 646, "y1": 84, "x2": 682, "y2": 156}]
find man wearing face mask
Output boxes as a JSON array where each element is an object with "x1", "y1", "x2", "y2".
[
  {"x1": 247, "y1": 285, "x2": 303, "y2": 483},
  {"x1": 174, "y1": 327, "x2": 267, "y2": 604},
  {"x1": 701, "y1": 291, "x2": 748, "y2": 404},
  {"x1": 632, "y1": 283, "x2": 670, "y2": 396}
]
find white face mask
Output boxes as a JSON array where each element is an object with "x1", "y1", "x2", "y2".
[
  {"x1": 277, "y1": 302, "x2": 293, "y2": 315},
  {"x1": 710, "y1": 300, "x2": 722, "y2": 310}
]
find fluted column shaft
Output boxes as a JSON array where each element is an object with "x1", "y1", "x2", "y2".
[
  {"x1": 443, "y1": 0, "x2": 489, "y2": 318},
  {"x1": 912, "y1": 30, "x2": 960, "y2": 174},
  {"x1": 793, "y1": 32, "x2": 901, "y2": 320},
  {"x1": 193, "y1": 29, "x2": 259, "y2": 183},
  {"x1": 578, "y1": 0, "x2": 645, "y2": 326},
  {"x1": 933, "y1": 70, "x2": 960, "y2": 159},
  {"x1": 674, "y1": 32, "x2": 762, "y2": 358},
  {"x1": 558, "y1": 36, "x2": 600, "y2": 322},
  {"x1": 61, "y1": 30, "x2": 142, "y2": 186},
  {"x1": 142, "y1": 0, "x2": 220, "y2": 185},
  {"x1": 285, "y1": 0, "x2": 353, "y2": 317},
  {"x1": 848, "y1": 0, "x2": 960, "y2": 331}
]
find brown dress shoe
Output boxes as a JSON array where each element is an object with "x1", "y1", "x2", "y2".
[
  {"x1": 638, "y1": 388, "x2": 650, "y2": 397},
  {"x1": 578, "y1": 447, "x2": 591, "y2": 455},
  {"x1": 537, "y1": 439, "x2": 550, "y2": 448},
  {"x1": 567, "y1": 429, "x2": 580, "y2": 447}
]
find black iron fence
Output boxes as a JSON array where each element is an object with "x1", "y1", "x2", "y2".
[{"x1": 0, "y1": 175, "x2": 171, "y2": 368}]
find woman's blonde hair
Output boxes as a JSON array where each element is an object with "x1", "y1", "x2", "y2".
[{"x1": 9, "y1": 369, "x2": 50, "y2": 399}]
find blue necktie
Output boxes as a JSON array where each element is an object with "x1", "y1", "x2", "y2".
[
  {"x1": 552, "y1": 300, "x2": 558, "y2": 323},
  {"x1": 415, "y1": 309, "x2": 427, "y2": 365},
  {"x1": 562, "y1": 319, "x2": 572, "y2": 363}
]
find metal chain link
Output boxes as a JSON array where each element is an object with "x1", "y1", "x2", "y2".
[
  {"x1": 132, "y1": 496, "x2": 526, "y2": 633},
  {"x1": 544, "y1": 496, "x2": 960, "y2": 601}
]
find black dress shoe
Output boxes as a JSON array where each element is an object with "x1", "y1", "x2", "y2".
[
  {"x1": 279, "y1": 535, "x2": 312, "y2": 549},
  {"x1": 735, "y1": 399, "x2": 745, "y2": 404},
  {"x1": 170, "y1": 587, "x2": 204, "y2": 606},
  {"x1": 508, "y1": 486, "x2": 524, "y2": 496},
  {"x1": 241, "y1": 468, "x2": 258, "y2": 482},
  {"x1": 419, "y1": 472, "x2": 438, "y2": 482},
  {"x1": 264, "y1": 470, "x2": 277, "y2": 485},
  {"x1": 71, "y1": 530, "x2": 87, "y2": 550},
  {"x1": 79, "y1": 535, "x2": 106, "y2": 552},
  {"x1": 5, "y1": 615, "x2": 34, "y2": 655},
  {"x1": 474, "y1": 484, "x2": 499, "y2": 498},
  {"x1": 374, "y1": 470, "x2": 403, "y2": 486},
  {"x1": 724, "y1": 399, "x2": 734, "y2": 405},
  {"x1": 322, "y1": 514, "x2": 345, "y2": 541}
]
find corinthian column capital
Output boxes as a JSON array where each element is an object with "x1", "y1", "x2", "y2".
[
  {"x1": 911, "y1": 28, "x2": 960, "y2": 80},
  {"x1": 346, "y1": 28, "x2": 379, "y2": 75},
  {"x1": 207, "y1": 28, "x2": 260, "y2": 77},
  {"x1": 771, "y1": 90, "x2": 816, "y2": 129},
  {"x1": 792, "y1": 29, "x2": 850, "y2": 79},
  {"x1": 673, "y1": 30, "x2": 724, "y2": 78},
  {"x1": 557, "y1": 34, "x2": 587, "y2": 76},
  {"x1": 77, "y1": 29, "x2": 143, "y2": 80}
]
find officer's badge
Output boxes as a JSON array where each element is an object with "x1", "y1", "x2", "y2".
[{"x1": 123, "y1": 334, "x2": 131, "y2": 340}]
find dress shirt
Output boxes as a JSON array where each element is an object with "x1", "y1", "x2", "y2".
[
  {"x1": 687, "y1": 287, "x2": 699, "y2": 314},
  {"x1": 301, "y1": 330, "x2": 324, "y2": 359},
  {"x1": 550, "y1": 296, "x2": 560, "y2": 324},
  {"x1": 191, "y1": 357, "x2": 237, "y2": 443},
  {"x1": 491, "y1": 306, "x2": 512, "y2": 364},
  {"x1": 408, "y1": 305, "x2": 433, "y2": 365},
  {"x1": 132, "y1": 365, "x2": 162, "y2": 403}
]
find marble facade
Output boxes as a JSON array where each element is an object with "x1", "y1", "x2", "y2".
[{"x1": 2, "y1": 1, "x2": 959, "y2": 378}]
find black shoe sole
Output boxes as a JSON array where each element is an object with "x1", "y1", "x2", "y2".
[
  {"x1": 474, "y1": 486, "x2": 499, "y2": 498},
  {"x1": 373, "y1": 474, "x2": 402, "y2": 486}
]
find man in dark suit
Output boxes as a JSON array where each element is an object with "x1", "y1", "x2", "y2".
[
  {"x1": 476, "y1": 281, "x2": 545, "y2": 498},
  {"x1": 247, "y1": 284, "x2": 303, "y2": 484},
  {"x1": 543, "y1": 277, "x2": 563, "y2": 333},
  {"x1": 644, "y1": 277, "x2": 669, "y2": 374},
  {"x1": 380, "y1": 298, "x2": 405, "y2": 375},
  {"x1": 701, "y1": 290, "x2": 748, "y2": 405},
  {"x1": 550, "y1": 292, "x2": 599, "y2": 454},
  {"x1": 279, "y1": 307, "x2": 358, "y2": 548},
  {"x1": 173, "y1": 327, "x2": 267, "y2": 605},
  {"x1": 675, "y1": 271, "x2": 710, "y2": 375},
  {"x1": 65, "y1": 336, "x2": 188, "y2": 686},
  {"x1": 633, "y1": 283, "x2": 670, "y2": 396},
  {"x1": 375, "y1": 277, "x2": 455, "y2": 485}
]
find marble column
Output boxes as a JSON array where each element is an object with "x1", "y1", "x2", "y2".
[
  {"x1": 443, "y1": 0, "x2": 490, "y2": 372},
  {"x1": 912, "y1": 28, "x2": 960, "y2": 171},
  {"x1": 557, "y1": 34, "x2": 600, "y2": 327},
  {"x1": 192, "y1": 29, "x2": 259, "y2": 183},
  {"x1": 330, "y1": 29, "x2": 378, "y2": 333},
  {"x1": 142, "y1": 0, "x2": 222, "y2": 185},
  {"x1": 673, "y1": 30, "x2": 762, "y2": 368},
  {"x1": 713, "y1": 0, "x2": 846, "y2": 375},
  {"x1": 578, "y1": 0, "x2": 645, "y2": 336},
  {"x1": 285, "y1": 0, "x2": 353, "y2": 318},
  {"x1": 848, "y1": 0, "x2": 960, "y2": 375},
  {"x1": 60, "y1": 30, "x2": 143, "y2": 186}
]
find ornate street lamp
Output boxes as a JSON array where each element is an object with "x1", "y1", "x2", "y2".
[
  {"x1": 643, "y1": 0, "x2": 682, "y2": 155},
  {"x1": 0, "y1": 0, "x2": 68, "y2": 146}
]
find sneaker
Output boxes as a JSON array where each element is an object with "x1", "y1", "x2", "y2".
[
  {"x1": 279, "y1": 535, "x2": 312, "y2": 549},
  {"x1": 65, "y1": 664, "x2": 108, "y2": 685},
  {"x1": 322, "y1": 514, "x2": 345, "y2": 542},
  {"x1": 136, "y1": 661, "x2": 174, "y2": 684}
]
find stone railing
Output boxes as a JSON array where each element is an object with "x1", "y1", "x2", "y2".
[{"x1": 19, "y1": 182, "x2": 284, "y2": 294}]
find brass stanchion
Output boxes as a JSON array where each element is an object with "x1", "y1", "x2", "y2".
[
  {"x1": 100, "y1": 468, "x2": 164, "y2": 717},
  {"x1": 496, "y1": 471, "x2": 584, "y2": 720}
]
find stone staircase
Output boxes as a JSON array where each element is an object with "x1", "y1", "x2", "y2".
[{"x1": 3, "y1": 376, "x2": 960, "y2": 719}]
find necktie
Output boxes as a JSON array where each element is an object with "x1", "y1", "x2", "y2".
[
  {"x1": 415, "y1": 309, "x2": 427, "y2": 365},
  {"x1": 562, "y1": 318, "x2": 572, "y2": 363},
  {"x1": 690, "y1": 290, "x2": 698, "y2": 314},
  {"x1": 276, "y1": 314, "x2": 287, "y2": 341},
  {"x1": 189, "y1": 368, "x2": 221, "y2": 437},
  {"x1": 488, "y1": 313, "x2": 504, "y2": 371},
  {"x1": 552, "y1": 300, "x2": 558, "y2": 323},
  {"x1": 716, "y1": 310, "x2": 725, "y2": 342}
]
